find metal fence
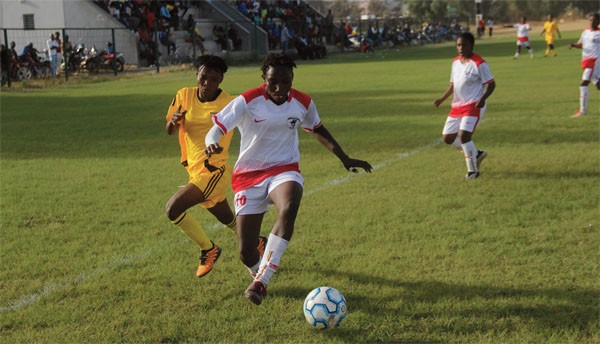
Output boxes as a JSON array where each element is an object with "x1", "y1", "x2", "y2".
[{"x1": 2, "y1": 27, "x2": 136, "y2": 86}]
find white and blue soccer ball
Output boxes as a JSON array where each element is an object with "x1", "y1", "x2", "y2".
[{"x1": 303, "y1": 286, "x2": 347, "y2": 330}]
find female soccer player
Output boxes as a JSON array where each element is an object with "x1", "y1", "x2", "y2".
[
  {"x1": 541, "y1": 14, "x2": 561, "y2": 57},
  {"x1": 164, "y1": 56, "x2": 265, "y2": 278},
  {"x1": 433, "y1": 32, "x2": 496, "y2": 179},
  {"x1": 205, "y1": 53, "x2": 372, "y2": 305},
  {"x1": 505, "y1": 17, "x2": 534, "y2": 59},
  {"x1": 569, "y1": 12, "x2": 600, "y2": 118}
]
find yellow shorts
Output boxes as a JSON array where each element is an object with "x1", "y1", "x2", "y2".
[
  {"x1": 189, "y1": 162, "x2": 232, "y2": 209},
  {"x1": 545, "y1": 37, "x2": 555, "y2": 45}
]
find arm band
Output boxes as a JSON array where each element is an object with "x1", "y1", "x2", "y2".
[{"x1": 205, "y1": 125, "x2": 224, "y2": 146}]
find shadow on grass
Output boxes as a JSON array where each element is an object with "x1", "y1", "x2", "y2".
[
  {"x1": 276, "y1": 267, "x2": 598, "y2": 341},
  {"x1": 0, "y1": 90, "x2": 440, "y2": 160}
]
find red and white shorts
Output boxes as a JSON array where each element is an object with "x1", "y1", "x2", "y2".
[
  {"x1": 443, "y1": 108, "x2": 486, "y2": 135},
  {"x1": 582, "y1": 58, "x2": 600, "y2": 84},
  {"x1": 516, "y1": 37, "x2": 530, "y2": 47},
  {"x1": 233, "y1": 171, "x2": 304, "y2": 215}
]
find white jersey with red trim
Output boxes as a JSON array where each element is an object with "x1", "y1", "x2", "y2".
[
  {"x1": 578, "y1": 28, "x2": 600, "y2": 62},
  {"x1": 449, "y1": 53, "x2": 494, "y2": 116},
  {"x1": 513, "y1": 23, "x2": 531, "y2": 38},
  {"x1": 213, "y1": 84, "x2": 322, "y2": 175}
]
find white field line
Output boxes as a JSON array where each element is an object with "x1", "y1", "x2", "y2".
[{"x1": 1, "y1": 139, "x2": 441, "y2": 313}]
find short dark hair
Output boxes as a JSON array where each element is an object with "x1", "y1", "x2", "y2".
[
  {"x1": 459, "y1": 32, "x2": 475, "y2": 47},
  {"x1": 260, "y1": 52, "x2": 296, "y2": 76},
  {"x1": 195, "y1": 55, "x2": 228, "y2": 74}
]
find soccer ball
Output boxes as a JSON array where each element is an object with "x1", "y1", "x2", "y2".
[{"x1": 303, "y1": 286, "x2": 347, "y2": 330}]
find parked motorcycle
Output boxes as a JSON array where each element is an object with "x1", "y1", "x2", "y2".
[
  {"x1": 80, "y1": 45, "x2": 100, "y2": 74},
  {"x1": 61, "y1": 43, "x2": 85, "y2": 73},
  {"x1": 97, "y1": 46, "x2": 125, "y2": 72}
]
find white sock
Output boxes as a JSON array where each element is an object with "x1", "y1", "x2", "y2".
[
  {"x1": 529, "y1": 48, "x2": 534, "y2": 55},
  {"x1": 247, "y1": 261, "x2": 260, "y2": 277},
  {"x1": 580, "y1": 86, "x2": 589, "y2": 114},
  {"x1": 255, "y1": 233, "x2": 289, "y2": 286},
  {"x1": 461, "y1": 141, "x2": 478, "y2": 173}
]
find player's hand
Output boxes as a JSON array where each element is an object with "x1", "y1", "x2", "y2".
[
  {"x1": 433, "y1": 98, "x2": 444, "y2": 107},
  {"x1": 171, "y1": 105, "x2": 187, "y2": 124},
  {"x1": 205, "y1": 143, "x2": 223, "y2": 156},
  {"x1": 476, "y1": 99, "x2": 486, "y2": 108},
  {"x1": 343, "y1": 158, "x2": 372, "y2": 173}
]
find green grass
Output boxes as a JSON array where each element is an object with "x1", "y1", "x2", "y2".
[{"x1": 1, "y1": 31, "x2": 598, "y2": 343}]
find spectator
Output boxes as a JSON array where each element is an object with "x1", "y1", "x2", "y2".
[
  {"x1": 280, "y1": 23, "x2": 292, "y2": 53},
  {"x1": 324, "y1": 9, "x2": 333, "y2": 44},
  {"x1": 183, "y1": 14, "x2": 194, "y2": 32},
  {"x1": 212, "y1": 25, "x2": 227, "y2": 52},
  {"x1": 63, "y1": 35, "x2": 73, "y2": 67},
  {"x1": 159, "y1": 29, "x2": 176, "y2": 55},
  {"x1": 487, "y1": 18, "x2": 494, "y2": 37},
  {"x1": 9, "y1": 41, "x2": 18, "y2": 61},
  {"x1": 46, "y1": 33, "x2": 59, "y2": 76},
  {"x1": 227, "y1": 24, "x2": 242, "y2": 51},
  {"x1": 1, "y1": 44, "x2": 9, "y2": 85},
  {"x1": 54, "y1": 31, "x2": 62, "y2": 63}
]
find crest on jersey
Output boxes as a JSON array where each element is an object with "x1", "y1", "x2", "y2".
[{"x1": 287, "y1": 117, "x2": 300, "y2": 129}]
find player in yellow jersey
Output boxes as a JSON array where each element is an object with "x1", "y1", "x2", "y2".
[
  {"x1": 164, "y1": 55, "x2": 265, "y2": 278},
  {"x1": 541, "y1": 14, "x2": 561, "y2": 57}
]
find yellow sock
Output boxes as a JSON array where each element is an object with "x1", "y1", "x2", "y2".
[
  {"x1": 225, "y1": 217, "x2": 237, "y2": 234},
  {"x1": 544, "y1": 48, "x2": 549, "y2": 56},
  {"x1": 172, "y1": 212, "x2": 212, "y2": 250}
]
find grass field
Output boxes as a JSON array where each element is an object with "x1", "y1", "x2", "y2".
[{"x1": 1, "y1": 29, "x2": 598, "y2": 343}]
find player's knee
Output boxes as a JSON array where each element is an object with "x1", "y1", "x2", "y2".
[
  {"x1": 460, "y1": 134, "x2": 473, "y2": 144},
  {"x1": 443, "y1": 134, "x2": 456, "y2": 145},
  {"x1": 164, "y1": 200, "x2": 180, "y2": 222}
]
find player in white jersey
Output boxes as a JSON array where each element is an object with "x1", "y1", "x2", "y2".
[
  {"x1": 569, "y1": 12, "x2": 600, "y2": 117},
  {"x1": 205, "y1": 53, "x2": 372, "y2": 305},
  {"x1": 434, "y1": 32, "x2": 496, "y2": 179},
  {"x1": 505, "y1": 17, "x2": 534, "y2": 59}
]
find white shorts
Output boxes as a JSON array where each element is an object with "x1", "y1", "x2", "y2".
[
  {"x1": 516, "y1": 39, "x2": 530, "y2": 47},
  {"x1": 234, "y1": 171, "x2": 304, "y2": 215},
  {"x1": 582, "y1": 60, "x2": 600, "y2": 83},
  {"x1": 442, "y1": 110, "x2": 485, "y2": 135}
]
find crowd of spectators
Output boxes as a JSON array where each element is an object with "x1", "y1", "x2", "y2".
[{"x1": 233, "y1": 0, "x2": 331, "y2": 59}]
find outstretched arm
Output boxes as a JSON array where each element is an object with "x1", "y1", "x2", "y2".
[
  {"x1": 313, "y1": 125, "x2": 372, "y2": 173},
  {"x1": 433, "y1": 84, "x2": 454, "y2": 107}
]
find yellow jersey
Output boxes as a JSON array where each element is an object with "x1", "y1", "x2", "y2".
[
  {"x1": 543, "y1": 20, "x2": 559, "y2": 41},
  {"x1": 166, "y1": 87, "x2": 235, "y2": 174}
]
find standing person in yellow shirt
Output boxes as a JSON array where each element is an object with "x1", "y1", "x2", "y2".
[
  {"x1": 541, "y1": 14, "x2": 562, "y2": 57},
  {"x1": 164, "y1": 55, "x2": 266, "y2": 278}
]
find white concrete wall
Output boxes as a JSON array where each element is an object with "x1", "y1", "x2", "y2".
[
  {"x1": 1, "y1": 0, "x2": 65, "y2": 28},
  {"x1": 1, "y1": 0, "x2": 139, "y2": 66}
]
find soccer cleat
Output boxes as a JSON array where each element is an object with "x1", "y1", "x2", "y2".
[
  {"x1": 244, "y1": 280, "x2": 267, "y2": 305},
  {"x1": 196, "y1": 241, "x2": 221, "y2": 278},
  {"x1": 476, "y1": 150, "x2": 487, "y2": 170},
  {"x1": 464, "y1": 172, "x2": 480, "y2": 180},
  {"x1": 571, "y1": 111, "x2": 586, "y2": 118},
  {"x1": 257, "y1": 235, "x2": 268, "y2": 258}
]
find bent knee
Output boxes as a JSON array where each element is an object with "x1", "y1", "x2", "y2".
[{"x1": 164, "y1": 200, "x2": 181, "y2": 222}]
